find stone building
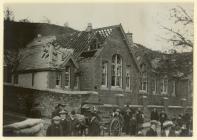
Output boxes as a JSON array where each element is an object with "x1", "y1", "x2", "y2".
[{"x1": 4, "y1": 21, "x2": 192, "y2": 118}]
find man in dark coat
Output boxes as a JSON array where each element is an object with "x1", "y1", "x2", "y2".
[
  {"x1": 136, "y1": 108, "x2": 144, "y2": 131},
  {"x1": 46, "y1": 116, "x2": 63, "y2": 136},
  {"x1": 124, "y1": 109, "x2": 131, "y2": 135},
  {"x1": 146, "y1": 121, "x2": 158, "y2": 136},
  {"x1": 130, "y1": 115, "x2": 137, "y2": 136},
  {"x1": 150, "y1": 108, "x2": 159, "y2": 121},
  {"x1": 159, "y1": 110, "x2": 167, "y2": 132},
  {"x1": 59, "y1": 110, "x2": 69, "y2": 136},
  {"x1": 88, "y1": 112, "x2": 100, "y2": 136}
]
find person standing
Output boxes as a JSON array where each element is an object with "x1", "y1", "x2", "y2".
[
  {"x1": 136, "y1": 108, "x2": 144, "y2": 131},
  {"x1": 124, "y1": 109, "x2": 131, "y2": 135},
  {"x1": 150, "y1": 108, "x2": 159, "y2": 121},
  {"x1": 59, "y1": 110, "x2": 69, "y2": 136},
  {"x1": 88, "y1": 111, "x2": 100, "y2": 136},
  {"x1": 46, "y1": 116, "x2": 63, "y2": 136},
  {"x1": 146, "y1": 121, "x2": 158, "y2": 136},
  {"x1": 69, "y1": 110, "x2": 79, "y2": 136},
  {"x1": 159, "y1": 110, "x2": 167, "y2": 132},
  {"x1": 130, "y1": 115, "x2": 137, "y2": 136}
]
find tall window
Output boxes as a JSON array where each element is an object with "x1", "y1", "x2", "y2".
[
  {"x1": 56, "y1": 72, "x2": 61, "y2": 88},
  {"x1": 161, "y1": 78, "x2": 168, "y2": 94},
  {"x1": 111, "y1": 54, "x2": 122, "y2": 88},
  {"x1": 126, "y1": 65, "x2": 131, "y2": 90},
  {"x1": 74, "y1": 69, "x2": 79, "y2": 89},
  {"x1": 140, "y1": 73, "x2": 147, "y2": 92},
  {"x1": 65, "y1": 67, "x2": 70, "y2": 88},
  {"x1": 101, "y1": 62, "x2": 108, "y2": 87},
  {"x1": 152, "y1": 79, "x2": 157, "y2": 94},
  {"x1": 172, "y1": 80, "x2": 176, "y2": 96}
]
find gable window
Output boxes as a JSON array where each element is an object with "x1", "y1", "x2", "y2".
[
  {"x1": 65, "y1": 66, "x2": 70, "y2": 88},
  {"x1": 140, "y1": 73, "x2": 147, "y2": 93},
  {"x1": 152, "y1": 79, "x2": 157, "y2": 95},
  {"x1": 56, "y1": 72, "x2": 61, "y2": 88},
  {"x1": 161, "y1": 78, "x2": 168, "y2": 94},
  {"x1": 101, "y1": 62, "x2": 108, "y2": 87},
  {"x1": 111, "y1": 54, "x2": 122, "y2": 88},
  {"x1": 126, "y1": 65, "x2": 131, "y2": 90}
]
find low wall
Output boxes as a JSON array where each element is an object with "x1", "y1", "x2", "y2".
[{"x1": 3, "y1": 84, "x2": 98, "y2": 118}]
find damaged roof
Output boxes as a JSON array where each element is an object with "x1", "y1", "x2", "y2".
[
  {"x1": 16, "y1": 36, "x2": 77, "y2": 72},
  {"x1": 56, "y1": 25, "x2": 115, "y2": 59}
]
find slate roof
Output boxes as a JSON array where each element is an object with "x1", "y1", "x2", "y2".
[{"x1": 131, "y1": 43, "x2": 193, "y2": 78}]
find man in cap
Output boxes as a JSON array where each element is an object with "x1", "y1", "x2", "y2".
[
  {"x1": 46, "y1": 116, "x2": 63, "y2": 136},
  {"x1": 51, "y1": 103, "x2": 65, "y2": 118},
  {"x1": 59, "y1": 110, "x2": 69, "y2": 136},
  {"x1": 146, "y1": 120, "x2": 158, "y2": 136},
  {"x1": 161, "y1": 121, "x2": 175, "y2": 136}
]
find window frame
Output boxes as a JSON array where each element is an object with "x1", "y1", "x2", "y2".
[
  {"x1": 172, "y1": 80, "x2": 176, "y2": 96},
  {"x1": 161, "y1": 78, "x2": 168, "y2": 95},
  {"x1": 111, "y1": 54, "x2": 122, "y2": 89},
  {"x1": 64, "y1": 66, "x2": 70, "y2": 88},
  {"x1": 126, "y1": 65, "x2": 131, "y2": 90},
  {"x1": 101, "y1": 62, "x2": 108, "y2": 88},
  {"x1": 139, "y1": 72, "x2": 148, "y2": 93},
  {"x1": 55, "y1": 72, "x2": 62, "y2": 88},
  {"x1": 152, "y1": 78, "x2": 157, "y2": 95}
]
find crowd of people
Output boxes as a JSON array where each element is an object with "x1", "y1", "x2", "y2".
[
  {"x1": 122, "y1": 107, "x2": 193, "y2": 136},
  {"x1": 46, "y1": 103, "x2": 100, "y2": 136},
  {"x1": 46, "y1": 103, "x2": 193, "y2": 137}
]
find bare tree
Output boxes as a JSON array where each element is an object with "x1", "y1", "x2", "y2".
[
  {"x1": 19, "y1": 17, "x2": 31, "y2": 23},
  {"x1": 4, "y1": 7, "x2": 15, "y2": 21},
  {"x1": 161, "y1": 6, "x2": 193, "y2": 48}
]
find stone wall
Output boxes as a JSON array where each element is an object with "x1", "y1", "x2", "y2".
[{"x1": 4, "y1": 85, "x2": 98, "y2": 118}]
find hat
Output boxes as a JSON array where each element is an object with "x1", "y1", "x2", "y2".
[
  {"x1": 59, "y1": 110, "x2": 67, "y2": 114},
  {"x1": 150, "y1": 120, "x2": 158, "y2": 125},
  {"x1": 53, "y1": 116, "x2": 61, "y2": 121},
  {"x1": 163, "y1": 121, "x2": 173, "y2": 128}
]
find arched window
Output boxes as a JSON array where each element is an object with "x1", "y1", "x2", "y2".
[{"x1": 111, "y1": 54, "x2": 122, "y2": 88}]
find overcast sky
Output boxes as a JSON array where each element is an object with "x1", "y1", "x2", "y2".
[{"x1": 4, "y1": 3, "x2": 193, "y2": 52}]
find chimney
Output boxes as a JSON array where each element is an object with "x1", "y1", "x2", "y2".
[
  {"x1": 126, "y1": 33, "x2": 133, "y2": 46},
  {"x1": 86, "y1": 23, "x2": 93, "y2": 32}
]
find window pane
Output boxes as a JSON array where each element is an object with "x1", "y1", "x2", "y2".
[
  {"x1": 111, "y1": 76, "x2": 115, "y2": 86},
  {"x1": 102, "y1": 62, "x2": 107, "y2": 86},
  {"x1": 65, "y1": 67, "x2": 70, "y2": 87}
]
